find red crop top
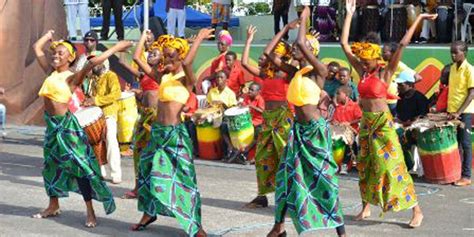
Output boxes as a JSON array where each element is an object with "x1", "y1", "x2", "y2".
[
  {"x1": 358, "y1": 67, "x2": 398, "y2": 100},
  {"x1": 254, "y1": 76, "x2": 289, "y2": 102},
  {"x1": 140, "y1": 74, "x2": 159, "y2": 91}
]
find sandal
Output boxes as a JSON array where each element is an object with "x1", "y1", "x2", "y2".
[
  {"x1": 130, "y1": 216, "x2": 157, "y2": 231},
  {"x1": 244, "y1": 196, "x2": 268, "y2": 208},
  {"x1": 122, "y1": 190, "x2": 137, "y2": 199},
  {"x1": 32, "y1": 209, "x2": 61, "y2": 219}
]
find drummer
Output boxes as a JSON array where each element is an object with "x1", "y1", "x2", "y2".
[
  {"x1": 206, "y1": 70, "x2": 238, "y2": 160},
  {"x1": 332, "y1": 85, "x2": 362, "y2": 175},
  {"x1": 82, "y1": 56, "x2": 122, "y2": 184}
]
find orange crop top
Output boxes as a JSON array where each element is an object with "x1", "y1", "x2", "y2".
[
  {"x1": 358, "y1": 67, "x2": 399, "y2": 100},
  {"x1": 257, "y1": 75, "x2": 289, "y2": 102}
]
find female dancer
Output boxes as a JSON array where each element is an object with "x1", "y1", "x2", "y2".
[
  {"x1": 32, "y1": 30, "x2": 131, "y2": 227},
  {"x1": 241, "y1": 25, "x2": 293, "y2": 208},
  {"x1": 266, "y1": 7, "x2": 345, "y2": 237},
  {"x1": 131, "y1": 29, "x2": 213, "y2": 237},
  {"x1": 122, "y1": 30, "x2": 162, "y2": 199},
  {"x1": 341, "y1": 0, "x2": 433, "y2": 227}
]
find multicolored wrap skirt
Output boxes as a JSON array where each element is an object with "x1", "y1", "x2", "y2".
[
  {"x1": 137, "y1": 122, "x2": 202, "y2": 236},
  {"x1": 42, "y1": 112, "x2": 116, "y2": 214},
  {"x1": 358, "y1": 112, "x2": 418, "y2": 212},
  {"x1": 132, "y1": 107, "x2": 157, "y2": 177},
  {"x1": 255, "y1": 106, "x2": 293, "y2": 195},
  {"x1": 275, "y1": 118, "x2": 344, "y2": 233}
]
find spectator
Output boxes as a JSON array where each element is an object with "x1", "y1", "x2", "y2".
[
  {"x1": 225, "y1": 51, "x2": 246, "y2": 96},
  {"x1": 273, "y1": 0, "x2": 291, "y2": 40},
  {"x1": 323, "y1": 61, "x2": 341, "y2": 98},
  {"x1": 202, "y1": 30, "x2": 232, "y2": 94},
  {"x1": 448, "y1": 41, "x2": 474, "y2": 187},
  {"x1": 338, "y1": 67, "x2": 359, "y2": 102},
  {"x1": 0, "y1": 87, "x2": 6, "y2": 138},
  {"x1": 166, "y1": 0, "x2": 186, "y2": 38},
  {"x1": 74, "y1": 31, "x2": 106, "y2": 94},
  {"x1": 211, "y1": 0, "x2": 233, "y2": 35},
  {"x1": 332, "y1": 85, "x2": 362, "y2": 174},
  {"x1": 101, "y1": 0, "x2": 124, "y2": 40},
  {"x1": 64, "y1": 0, "x2": 90, "y2": 40}
]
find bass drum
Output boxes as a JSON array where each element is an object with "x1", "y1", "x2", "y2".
[
  {"x1": 360, "y1": 5, "x2": 380, "y2": 36},
  {"x1": 382, "y1": 5, "x2": 407, "y2": 42},
  {"x1": 406, "y1": 4, "x2": 422, "y2": 38},
  {"x1": 436, "y1": 6, "x2": 454, "y2": 43}
]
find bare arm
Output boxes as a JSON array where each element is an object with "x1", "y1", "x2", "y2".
[
  {"x1": 384, "y1": 13, "x2": 437, "y2": 83},
  {"x1": 457, "y1": 88, "x2": 474, "y2": 114},
  {"x1": 33, "y1": 30, "x2": 54, "y2": 74},
  {"x1": 297, "y1": 6, "x2": 328, "y2": 88},
  {"x1": 263, "y1": 19, "x2": 298, "y2": 55},
  {"x1": 241, "y1": 25, "x2": 262, "y2": 77},
  {"x1": 340, "y1": 0, "x2": 364, "y2": 76},
  {"x1": 133, "y1": 30, "x2": 153, "y2": 76},
  {"x1": 119, "y1": 59, "x2": 142, "y2": 78},
  {"x1": 69, "y1": 41, "x2": 134, "y2": 88},
  {"x1": 182, "y1": 28, "x2": 214, "y2": 90}
]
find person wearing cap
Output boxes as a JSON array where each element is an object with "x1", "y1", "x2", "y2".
[
  {"x1": 82, "y1": 55, "x2": 122, "y2": 184},
  {"x1": 101, "y1": 0, "x2": 125, "y2": 40},
  {"x1": 74, "y1": 31, "x2": 107, "y2": 95},
  {"x1": 64, "y1": 0, "x2": 90, "y2": 41},
  {"x1": 395, "y1": 70, "x2": 429, "y2": 171}
]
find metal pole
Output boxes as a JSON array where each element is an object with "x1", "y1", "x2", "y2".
[
  {"x1": 144, "y1": 0, "x2": 150, "y2": 30},
  {"x1": 455, "y1": 0, "x2": 458, "y2": 40}
]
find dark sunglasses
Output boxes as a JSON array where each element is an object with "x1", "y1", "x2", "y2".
[{"x1": 84, "y1": 38, "x2": 96, "y2": 42}]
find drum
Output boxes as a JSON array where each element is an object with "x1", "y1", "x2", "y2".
[
  {"x1": 383, "y1": 4, "x2": 407, "y2": 42},
  {"x1": 194, "y1": 107, "x2": 224, "y2": 160},
  {"x1": 117, "y1": 92, "x2": 139, "y2": 150},
  {"x1": 74, "y1": 106, "x2": 108, "y2": 165},
  {"x1": 224, "y1": 107, "x2": 255, "y2": 151},
  {"x1": 436, "y1": 6, "x2": 454, "y2": 43},
  {"x1": 406, "y1": 4, "x2": 422, "y2": 38},
  {"x1": 331, "y1": 124, "x2": 355, "y2": 172},
  {"x1": 360, "y1": 5, "x2": 380, "y2": 35},
  {"x1": 411, "y1": 115, "x2": 462, "y2": 184}
]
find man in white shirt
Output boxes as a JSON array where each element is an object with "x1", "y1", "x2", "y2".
[{"x1": 64, "y1": 0, "x2": 90, "y2": 40}]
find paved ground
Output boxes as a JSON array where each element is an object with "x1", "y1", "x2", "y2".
[{"x1": 0, "y1": 125, "x2": 473, "y2": 237}]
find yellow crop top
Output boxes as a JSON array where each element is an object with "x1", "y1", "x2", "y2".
[
  {"x1": 158, "y1": 71, "x2": 190, "y2": 104},
  {"x1": 38, "y1": 70, "x2": 74, "y2": 103},
  {"x1": 287, "y1": 65, "x2": 321, "y2": 106}
]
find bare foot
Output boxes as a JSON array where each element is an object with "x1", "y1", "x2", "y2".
[
  {"x1": 354, "y1": 209, "x2": 371, "y2": 221},
  {"x1": 85, "y1": 210, "x2": 97, "y2": 228},
  {"x1": 408, "y1": 211, "x2": 424, "y2": 228},
  {"x1": 32, "y1": 207, "x2": 61, "y2": 219}
]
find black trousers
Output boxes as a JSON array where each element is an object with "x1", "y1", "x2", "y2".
[
  {"x1": 77, "y1": 177, "x2": 93, "y2": 202},
  {"x1": 101, "y1": 0, "x2": 124, "y2": 40},
  {"x1": 273, "y1": 9, "x2": 289, "y2": 40}
]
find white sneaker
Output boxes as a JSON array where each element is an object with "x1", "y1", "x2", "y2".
[{"x1": 340, "y1": 164, "x2": 348, "y2": 175}]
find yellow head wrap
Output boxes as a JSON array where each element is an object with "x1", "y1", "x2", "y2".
[
  {"x1": 163, "y1": 37, "x2": 190, "y2": 60},
  {"x1": 305, "y1": 34, "x2": 320, "y2": 56},
  {"x1": 149, "y1": 41, "x2": 162, "y2": 52},
  {"x1": 274, "y1": 41, "x2": 290, "y2": 58},
  {"x1": 351, "y1": 42, "x2": 381, "y2": 60},
  {"x1": 50, "y1": 40, "x2": 76, "y2": 62},
  {"x1": 157, "y1": 34, "x2": 173, "y2": 47}
]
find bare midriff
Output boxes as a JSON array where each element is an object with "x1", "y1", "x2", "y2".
[
  {"x1": 44, "y1": 98, "x2": 69, "y2": 116},
  {"x1": 359, "y1": 98, "x2": 390, "y2": 112},
  {"x1": 141, "y1": 90, "x2": 159, "y2": 108},
  {"x1": 156, "y1": 101, "x2": 185, "y2": 125},
  {"x1": 265, "y1": 100, "x2": 287, "y2": 111}
]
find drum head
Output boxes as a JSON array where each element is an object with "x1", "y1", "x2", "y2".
[
  {"x1": 120, "y1": 91, "x2": 135, "y2": 100},
  {"x1": 224, "y1": 107, "x2": 249, "y2": 117},
  {"x1": 74, "y1": 106, "x2": 103, "y2": 127}
]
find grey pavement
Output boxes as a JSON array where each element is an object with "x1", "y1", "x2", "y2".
[{"x1": 0, "y1": 125, "x2": 473, "y2": 237}]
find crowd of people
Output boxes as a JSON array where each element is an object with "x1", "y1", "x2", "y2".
[{"x1": 0, "y1": 0, "x2": 472, "y2": 236}]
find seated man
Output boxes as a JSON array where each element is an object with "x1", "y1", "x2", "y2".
[
  {"x1": 332, "y1": 86, "x2": 362, "y2": 174},
  {"x1": 206, "y1": 70, "x2": 238, "y2": 159},
  {"x1": 395, "y1": 70, "x2": 429, "y2": 171},
  {"x1": 0, "y1": 87, "x2": 6, "y2": 138}
]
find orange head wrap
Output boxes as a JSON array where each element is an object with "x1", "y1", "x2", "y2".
[{"x1": 351, "y1": 42, "x2": 381, "y2": 60}]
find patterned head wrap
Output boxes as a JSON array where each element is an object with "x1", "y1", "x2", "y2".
[
  {"x1": 351, "y1": 42, "x2": 381, "y2": 60},
  {"x1": 274, "y1": 41, "x2": 290, "y2": 58},
  {"x1": 218, "y1": 30, "x2": 233, "y2": 46},
  {"x1": 305, "y1": 34, "x2": 320, "y2": 56},
  {"x1": 50, "y1": 40, "x2": 76, "y2": 62},
  {"x1": 148, "y1": 41, "x2": 162, "y2": 52},
  {"x1": 162, "y1": 36, "x2": 189, "y2": 60}
]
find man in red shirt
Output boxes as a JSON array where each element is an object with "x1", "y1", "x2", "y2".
[
  {"x1": 332, "y1": 86, "x2": 362, "y2": 174},
  {"x1": 225, "y1": 51, "x2": 246, "y2": 96}
]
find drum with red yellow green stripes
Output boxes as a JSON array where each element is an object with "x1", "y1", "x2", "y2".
[
  {"x1": 417, "y1": 126, "x2": 461, "y2": 184},
  {"x1": 196, "y1": 121, "x2": 223, "y2": 160},
  {"x1": 332, "y1": 138, "x2": 346, "y2": 167}
]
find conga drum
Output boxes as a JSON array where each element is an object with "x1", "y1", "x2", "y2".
[
  {"x1": 331, "y1": 124, "x2": 355, "y2": 172},
  {"x1": 224, "y1": 107, "x2": 255, "y2": 151},
  {"x1": 436, "y1": 5, "x2": 454, "y2": 43},
  {"x1": 117, "y1": 91, "x2": 139, "y2": 151},
  {"x1": 360, "y1": 5, "x2": 380, "y2": 35},
  {"x1": 383, "y1": 4, "x2": 407, "y2": 42},
  {"x1": 193, "y1": 107, "x2": 224, "y2": 160},
  {"x1": 412, "y1": 115, "x2": 462, "y2": 184},
  {"x1": 74, "y1": 107, "x2": 108, "y2": 165}
]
